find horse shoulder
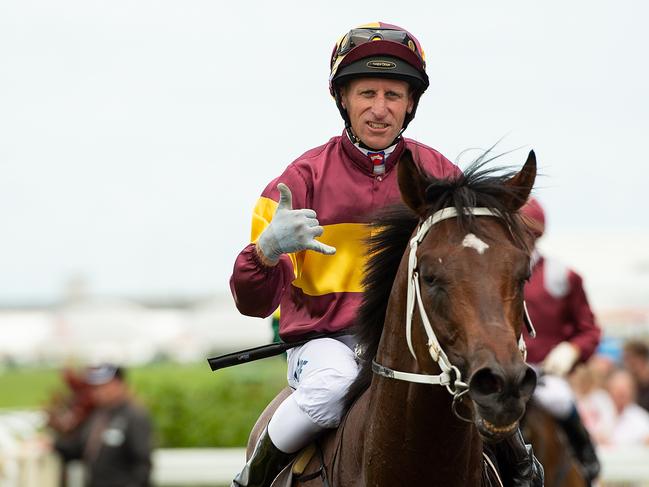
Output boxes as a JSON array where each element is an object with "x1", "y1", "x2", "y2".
[{"x1": 295, "y1": 388, "x2": 372, "y2": 486}]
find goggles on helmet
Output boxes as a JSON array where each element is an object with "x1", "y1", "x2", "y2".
[
  {"x1": 329, "y1": 24, "x2": 428, "y2": 95},
  {"x1": 334, "y1": 28, "x2": 425, "y2": 66}
]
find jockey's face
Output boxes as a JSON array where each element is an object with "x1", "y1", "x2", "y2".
[{"x1": 340, "y1": 77, "x2": 414, "y2": 150}]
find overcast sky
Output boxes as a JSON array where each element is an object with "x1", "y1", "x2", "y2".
[{"x1": 1, "y1": 1, "x2": 647, "y2": 303}]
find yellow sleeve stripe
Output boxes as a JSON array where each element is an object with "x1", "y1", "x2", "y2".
[
  {"x1": 250, "y1": 196, "x2": 301, "y2": 276},
  {"x1": 250, "y1": 196, "x2": 277, "y2": 243}
]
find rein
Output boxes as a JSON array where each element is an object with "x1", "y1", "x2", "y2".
[{"x1": 372, "y1": 206, "x2": 536, "y2": 406}]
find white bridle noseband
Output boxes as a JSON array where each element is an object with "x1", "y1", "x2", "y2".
[{"x1": 372, "y1": 206, "x2": 536, "y2": 400}]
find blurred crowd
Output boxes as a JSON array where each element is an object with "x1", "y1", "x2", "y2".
[
  {"x1": 571, "y1": 340, "x2": 649, "y2": 447},
  {"x1": 45, "y1": 364, "x2": 153, "y2": 487}
]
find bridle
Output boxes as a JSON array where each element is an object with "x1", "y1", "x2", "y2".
[{"x1": 372, "y1": 206, "x2": 536, "y2": 407}]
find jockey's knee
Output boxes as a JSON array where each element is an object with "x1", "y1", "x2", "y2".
[
  {"x1": 293, "y1": 363, "x2": 358, "y2": 428},
  {"x1": 287, "y1": 337, "x2": 359, "y2": 428}
]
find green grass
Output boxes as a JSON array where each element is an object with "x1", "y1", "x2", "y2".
[
  {"x1": 0, "y1": 358, "x2": 288, "y2": 447},
  {"x1": 0, "y1": 366, "x2": 62, "y2": 408}
]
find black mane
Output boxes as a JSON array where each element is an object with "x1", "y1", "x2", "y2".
[{"x1": 345, "y1": 158, "x2": 533, "y2": 404}]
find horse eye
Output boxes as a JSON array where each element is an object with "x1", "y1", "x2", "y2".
[
  {"x1": 422, "y1": 274, "x2": 441, "y2": 287},
  {"x1": 517, "y1": 276, "x2": 529, "y2": 292}
]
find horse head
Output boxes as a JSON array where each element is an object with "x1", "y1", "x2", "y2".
[{"x1": 371, "y1": 149, "x2": 538, "y2": 442}]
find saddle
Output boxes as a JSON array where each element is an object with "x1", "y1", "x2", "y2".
[{"x1": 271, "y1": 442, "x2": 329, "y2": 487}]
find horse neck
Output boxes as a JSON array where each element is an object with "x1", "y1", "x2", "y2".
[{"x1": 363, "y1": 274, "x2": 484, "y2": 486}]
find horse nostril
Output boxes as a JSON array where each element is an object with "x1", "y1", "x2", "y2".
[
  {"x1": 519, "y1": 366, "x2": 537, "y2": 398},
  {"x1": 469, "y1": 367, "x2": 505, "y2": 398}
]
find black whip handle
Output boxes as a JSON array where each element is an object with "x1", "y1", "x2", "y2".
[{"x1": 206, "y1": 331, "x2": 349, "y2": 371}]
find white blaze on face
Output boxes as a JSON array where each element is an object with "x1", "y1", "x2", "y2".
[{"x1": 462, "y1": 233, "x2": 490, "y2": 254}]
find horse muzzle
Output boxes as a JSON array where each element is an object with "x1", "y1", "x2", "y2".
[{"x1": 467, "y1": 363, "x2": 537, "y2": 441}]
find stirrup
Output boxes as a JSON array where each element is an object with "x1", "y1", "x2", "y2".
[{"x1": 231, "y1": 427, "x2": 292, "y2": 487}]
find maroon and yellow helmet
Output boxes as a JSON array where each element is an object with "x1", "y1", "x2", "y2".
[{"x1": 329, "y1": 22, "x2": 429, "y2": 129}]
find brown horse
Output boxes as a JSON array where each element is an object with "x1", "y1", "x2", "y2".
[
  {"x1": 523, "y1": 402, "x2": 586, "y2": 487},
  {"x1": 249, "y1": 149, "x2": 540, "y2": 486}
]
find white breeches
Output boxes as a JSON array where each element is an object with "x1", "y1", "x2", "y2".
[
  {"x1": 533, "y1": 373, "x2": 575, "y2": 419},
  {"x1": 285, "y1": 337, "x2": 359, "y2": 429}
]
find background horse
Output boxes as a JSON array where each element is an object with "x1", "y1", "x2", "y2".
[
  {"x1": 523, "y1": 402, "x2": 586, "y2": 487},
  {"x1": 249, "y1": 149, "x2": 539, "y2": 486}
]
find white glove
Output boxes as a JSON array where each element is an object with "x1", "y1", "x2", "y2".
[
  {"x1": 543, "y1": 341, "x2": 579, "y2": 376},
  {"x1": 256, "y1": 183, "x2": 336, "y2": 265}
]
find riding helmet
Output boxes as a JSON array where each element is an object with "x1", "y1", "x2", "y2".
[{"x1": 329, "y1": 22, "x2": 430, "y2": 130}]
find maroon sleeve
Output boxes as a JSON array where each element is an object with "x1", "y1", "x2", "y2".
[
  {"x1": 229, "y1": 164, "x2": 310, "y2": 318},
  {"x1": 566, "y1": 271, "x2": 601, "y2": 362},
  {"x1": 229, "y1": 244, "x2": 295, "y2": 318}
]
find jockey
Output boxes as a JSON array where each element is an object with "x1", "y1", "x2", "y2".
[
  {"x1": 521, "y1": 197, "x2": 602, "y2": 484},
  {"x1": 230, "y1": 23, "x2": 542, "y2": 487}
]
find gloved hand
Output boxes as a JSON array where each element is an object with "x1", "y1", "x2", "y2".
[
  {"x1": 543, "y1": 341, "x2": 579, "y2": 376},
  {"x1": 256, "y1": 183, "x2": 336, "y2": 265}
]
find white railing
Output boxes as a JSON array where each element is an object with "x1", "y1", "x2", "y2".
[
  {"x1": 82, "y1": 447, "x2": 649, "y2": 486},
  {"x1": 598, "y1": 445, "x2": 649, "y2": 486},
  {"x1": 1, "y1": 409, "x2": 649, "y2": 487},
  {"x1": 0, "y1": 411, "x2": 58, "y2": 487},
  {"x1": 152, "y1": 448, "x2": 245, "y2": 486}
]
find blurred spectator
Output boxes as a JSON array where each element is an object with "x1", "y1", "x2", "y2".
[
  {"x1": 570, "y1": 360, "x2": 616, "y2": 444},
  {"x1": 588, "y1": 353, "x2": 617, "y2": 387},
  {"x1": 47, "y1": 368, "x2": 95, "y2": 435},
  {"x1": 521, "y1": 197, "x2": 602, "y2": 483},
  {"x1": 52, "y1": 364, "x2": 153, "y2": 487},
  {"x1": 602, "y1": 369, "x2": 649, "y2": 446},
  {"x1": 47, "y1": 367, "x2": 97, "y2": 487},
  {"x1": 622, "y1": 340, "x2": 649, "y2": 412},
  {"x1": 596, "y1": 336, "x2": 624, "y2": 365}
]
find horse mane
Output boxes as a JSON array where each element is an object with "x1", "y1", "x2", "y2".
[{"x1": 345, "y1": 155, "x2": 533, "y2": 404}]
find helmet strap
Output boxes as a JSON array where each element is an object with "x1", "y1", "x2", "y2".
[{"x1": 345, "y1": 126, "x2": 405, "y2": 152}]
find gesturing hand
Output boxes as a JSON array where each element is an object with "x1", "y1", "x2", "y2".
[{"x1": 256, "y1": 183, "x2": 336, "y2": 265}]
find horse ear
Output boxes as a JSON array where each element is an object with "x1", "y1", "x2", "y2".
[
  {"x1": 398, "y1": 149, "x2": 428, "y2": 215},
  {"x1": 504, "y1": 150, "x2": 537, "y2": 211}
]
